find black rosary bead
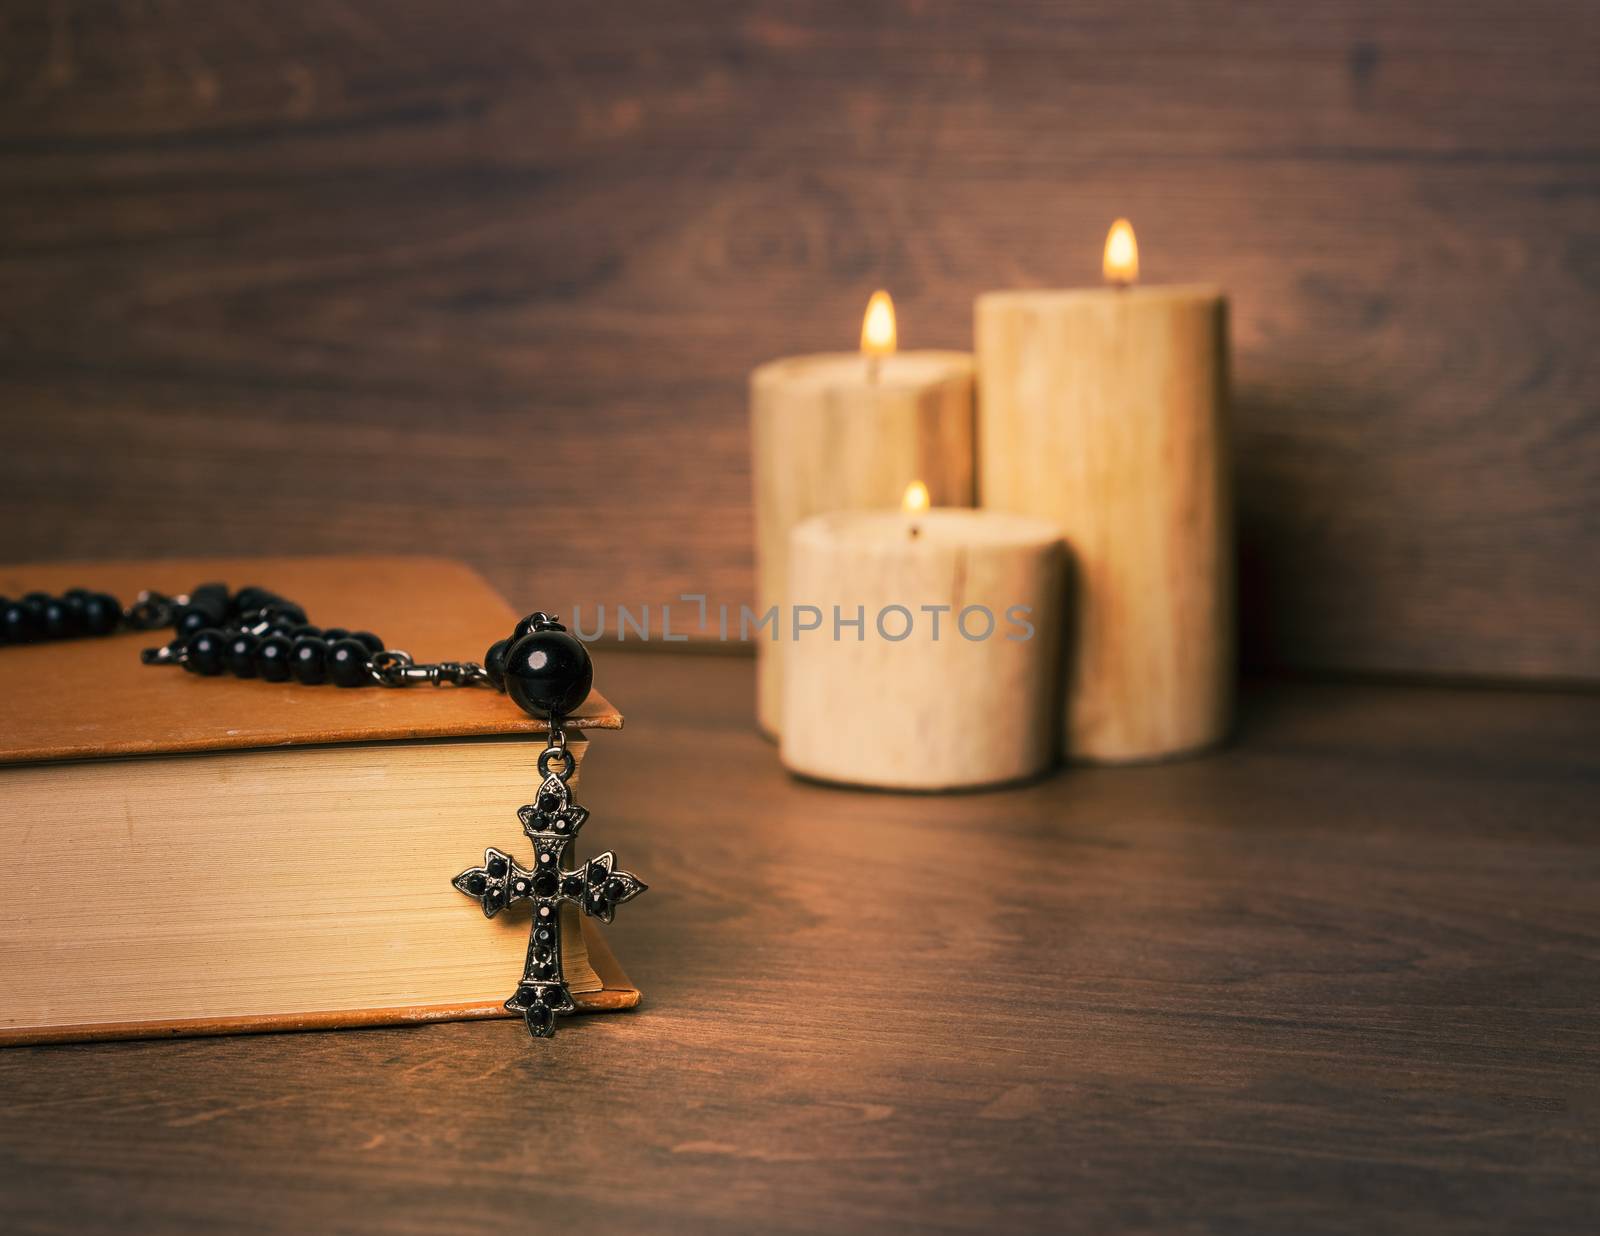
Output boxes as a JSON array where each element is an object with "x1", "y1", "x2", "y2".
[
  {"x1": 256, "y1": 634, "x2": 294, "y2": 681},
  {"x1": 228, "y1": 586, "x2": 277, "y2": 618},
  {"x1": 60, "y1": 591, "x2": 88, "y2": 627},
  {"x1": 175, "y1": 581, "x2": 228, "y2": 638},
  {"x1": 266, "y1": 601, "x2": 307, "y2": 627},
  {"x1": 290, "y1": 636, "x2": 330, "y2": 685},
  {"x1": 190, "y1": 581, "x2": 228, "y2": 612},
  {"x1": 321, "y1": 627, "x2": 349, "y2": 643},
  {"x1": 175, "y1": 607, "x2": 213, "y2": 638},
  {"x1": 484, "y1": 638, "x2": 511, "y2": 689},
  {"x1": 81, "y1": 593, "x2": 122, "y2": 635},
  {"x1": 503, "y1": 626, "x2": 593, "y2": 718},
  {"x1": 177, "y1": 586, "x2": 227, "y2": 636},
  {"x1": 225, "y1": 632, "x2": 260, "y2": 677},
  {"x1": 40, "y1": 597, "x2": 79, "y2": 639},
  {"x1": 2, "y1": 600, "x2": 39, "y2": 643},
  {"x1": 289, "y1": 624, "x2": 323, "y2": 640},
  {"x1": 351, "y1": 631, "x2": 384, "y2": 653},
  {"x1": 182, "y1": 628, "x2": 228, "y2": 676},
  {"x1": 326, "y1": 638, "x2": 371, "y2": 687}
]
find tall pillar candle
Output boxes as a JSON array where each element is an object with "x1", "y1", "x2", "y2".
[
  {"x1": 976, "y1": 224, "x2": 1232, "y2": 763},
  {"x1": 751, "y1": 293, "x2": 973, "y2": 738},
  {"x1": 781, "y1": 498, "x2": 1064, "y2": 791}
]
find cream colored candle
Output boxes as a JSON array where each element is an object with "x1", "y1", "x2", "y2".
[
  {"x1": 751, "y1": 292, "x2": 973, "y2": 738},
  {"x1": 976, "y1": 220, "x2": 1232, "y2": 764},
  {"x1": 781, "y1": 489, "x2": 1064, "y2": 791}
]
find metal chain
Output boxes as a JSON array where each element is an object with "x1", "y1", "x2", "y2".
[
  {"x1": 536, "y1": 721, "x2": 571, "y2": 780},
  {"x1": 125, "y1": 590, "x2": 184, "y2": 632},
  {"x1": 368, "y1": 649, "x2": 495, "y2": 689}
]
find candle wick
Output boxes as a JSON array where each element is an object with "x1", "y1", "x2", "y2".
[
  {"x1": 908, "y1": 524, "x2": 921, "y2": 539},
  {"x1": 866, "y1": 355, "x2": 881, "y2": 385}
]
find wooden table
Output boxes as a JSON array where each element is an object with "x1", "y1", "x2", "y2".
[{"x1": 3, "y1": 653, "x2": 1596, "y2": 1233}]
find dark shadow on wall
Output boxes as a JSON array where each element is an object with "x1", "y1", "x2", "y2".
[{"x1": 1231, "y1": 375, "x2": 1408, "y2": 677}]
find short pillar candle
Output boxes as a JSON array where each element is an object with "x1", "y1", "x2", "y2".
[
  {"x1": 780, "y1": 498, "x2": 1064, "y2": 791},
  {"x1": 751, "y1": 292, "x2": 973, "y2": 739},
  {"x1": 976, "y1": 222, "x2": 1232, "y2": 763}
]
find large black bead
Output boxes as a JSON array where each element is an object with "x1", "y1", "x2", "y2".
[
  {"x1": 503, "y1": 629, "x2": 592, "y2": 718},
  {"x1": 81, "y1": 593, "x2": 121, "y2": 636},
  {"x1": 351, "y1": 631, "x2": 384, "y2": 653},
  {"x1": 327, "y1": 638, "x2": 371, "y2": 687},
  {"x1": 290, "y1": 637, "x2": 329, "y2": 684},
  {"x1": 183, "y1": 628, "x2": 228, "y2": 676},
  {"x1": 256, "y1": 634, "x2": 294, "y2": 681},
  {"x1": 226, "y1": 632, "x2": 260, "y2": 677}
]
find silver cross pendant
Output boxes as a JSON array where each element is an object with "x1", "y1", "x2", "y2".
[{"x1": 451, "y1": 732, "x2": 646, "y2": 1038}]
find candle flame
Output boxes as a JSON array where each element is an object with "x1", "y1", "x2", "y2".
[
  {"x1": 902, "y1": 480, "x2": 930, "y2": 514},
  {"x1": 860, "y1": 290, "x2": 897, "y2": 358},
  {"x1": 1102, "y1": 218, "x2": 1139, "y2": 285}
]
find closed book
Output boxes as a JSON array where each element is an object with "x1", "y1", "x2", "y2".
[{"x1": 0, "y1": 556, "x2": 636, "y2": 1045}]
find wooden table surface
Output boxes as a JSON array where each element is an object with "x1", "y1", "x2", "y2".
[{"x1": 3, "y1": 653, "x2": 1597, "y2": 1233}]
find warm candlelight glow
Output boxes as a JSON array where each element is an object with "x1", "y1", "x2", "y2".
[
  {"x1": 861, "y1": 290, "x2": 898, "y2": 358},
  {"x1": 901, "y1": 480, "x2": 930, "y2": 514},
  {"x1": 1102, "y1": 219, "x2": 1139, "y2": 286}
]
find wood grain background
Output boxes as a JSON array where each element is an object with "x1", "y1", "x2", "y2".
[{"x1": 1, "y1": 1, "x2": 1595, "y2": 680}]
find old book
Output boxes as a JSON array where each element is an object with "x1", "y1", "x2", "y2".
[{"x1": 0, "y1": 557, "x2": 635, "y2": 1045}]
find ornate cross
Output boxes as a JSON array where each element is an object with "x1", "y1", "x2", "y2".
[{"x1": 451, "y1": 739, "x2": 646, "y2": 1038}]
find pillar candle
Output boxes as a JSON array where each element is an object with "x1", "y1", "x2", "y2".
[
  {"x1": 781, "y1": 497, "x2": 1064, "y2": 790},
  {"x1": 751, "y1": 293, "x2": 973, "y2": 738},
  {"x1": 976, "y1": 222, "x2": 1232, "y2": 763}
]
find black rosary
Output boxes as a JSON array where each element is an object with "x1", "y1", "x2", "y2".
[{"x1": 1, "y1": 581, "x2": 647, "y2": 1040}]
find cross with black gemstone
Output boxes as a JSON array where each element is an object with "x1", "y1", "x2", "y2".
[{"x1": 451, "y1": 751, "x2": 646, "y2": 1038}]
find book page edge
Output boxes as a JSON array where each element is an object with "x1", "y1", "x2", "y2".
[{"x1": 0, "y1": 983, "x2": 641, "y2": 1047}]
